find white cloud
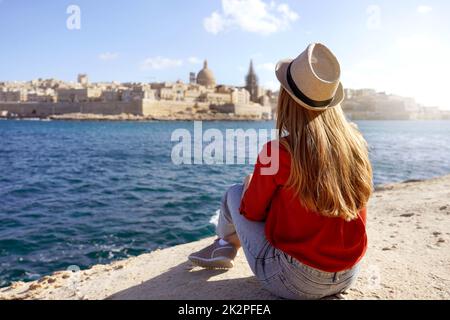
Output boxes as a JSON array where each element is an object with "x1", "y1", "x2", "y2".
[
  {"x1": 417, "y1": 5, "x2": 433, "y2": 14},
  {"x1": 188, "y1": 57, "x2": 202, "y2": 64},
  {"x1": 204, "y1": 12, "x2": 228, "y2": 35},
  {"x1": 204, "y1": 0, "x2": 299, "y2": 35},
  {"x1": 257, "y1": 62, "x2": 276, "y2": 72},
  {"x1": 277, "y1": 3, "x2": 298, "y2": 21},
  {"x1": 99, "y1": 52, "x2": 119, "y2": 61},
  {"x1": 141, "y1": 56, "x2": 183, "y2": 70}
]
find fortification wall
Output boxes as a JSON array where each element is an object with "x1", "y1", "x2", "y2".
[
  {"x1": 141, "y1": 100, "x2": 209, "y2": 117},
  {"x1": 234, "y1": 104, "x2": 270, "y2": 117},
  {"x1": 0, "y1": 103, "x2": 59, "y2": 117},
  {"x1": 0, "y1": 101, "x2": 273, "y2": 119},
  {"x1": 0, "y1": 102, "x2": 142, "y2": 117},
  {"x1": 210, "y1": 104, "x2": 270, "y2": 119}
]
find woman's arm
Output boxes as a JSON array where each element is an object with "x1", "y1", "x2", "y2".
[{"x1": 239, "y1": 142, "x2": 281, "y2": 222}]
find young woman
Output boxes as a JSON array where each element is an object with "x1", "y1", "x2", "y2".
[{"x1": 189, "y1": 43, "x2": 373, "y2": 300}]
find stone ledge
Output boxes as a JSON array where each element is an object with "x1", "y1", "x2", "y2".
[{"x1": 1, "y1": 175, "x2": 450, "y2": 300}]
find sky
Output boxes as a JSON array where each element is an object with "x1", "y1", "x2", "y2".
[{"x1": 0, "y1": 0, "x2": 449, "y2": 109}]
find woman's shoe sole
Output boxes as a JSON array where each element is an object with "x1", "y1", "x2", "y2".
[{"x1": 188, "y1": 256, "x2": 234, "y2": 269}]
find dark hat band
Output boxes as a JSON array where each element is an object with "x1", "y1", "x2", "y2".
[{"x1": 286, "y1": 62, "x2": 333, "y2": 108}]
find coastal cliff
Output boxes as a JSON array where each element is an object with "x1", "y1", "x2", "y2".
[{"x1": 1, "y1": 175, "x2": 449, "y2": 300}]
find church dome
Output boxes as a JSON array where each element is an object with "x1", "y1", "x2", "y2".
[{"x1": 197, "y1": 60, "x2": 216, "y2": 87}]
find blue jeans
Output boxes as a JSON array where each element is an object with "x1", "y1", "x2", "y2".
[{"x1": 216, "y1": 184, "x2": 360, "y2": 300}]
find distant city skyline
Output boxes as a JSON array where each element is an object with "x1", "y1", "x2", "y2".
[{"x1": 1, "y1": 0, "x2": 449, "y2": 109}]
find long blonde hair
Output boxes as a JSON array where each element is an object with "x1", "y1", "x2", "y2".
[{"x1": 276, "y1": 88, "x2": 373, "y2": 221}]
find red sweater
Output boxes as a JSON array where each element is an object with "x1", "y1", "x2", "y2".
[{"x1": 239, "y1": 141, "x2": 367, "y2": 273}]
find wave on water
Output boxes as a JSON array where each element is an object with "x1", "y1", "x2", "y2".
[{"x1": 209, "y1": 210, "x2": 220, "y2": 227}]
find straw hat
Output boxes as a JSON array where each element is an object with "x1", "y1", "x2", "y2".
[{"x1": 275, "y1": 43, "x2": 344, "y2": 111}]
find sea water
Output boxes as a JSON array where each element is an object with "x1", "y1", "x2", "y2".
[{"x1": 0, "y1": 120, "x2": 449, "y2": 286}]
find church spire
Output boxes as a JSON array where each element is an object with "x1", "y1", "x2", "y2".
[
  {"x1": 245, "y1": 60, "x2": 259, "y2": 103},
  {"x1": 248, "y1": 60, "x2": 255, "y2": 75}
]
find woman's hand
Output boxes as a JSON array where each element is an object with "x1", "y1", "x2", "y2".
[{"x1": 242, "y1": 174, "x2": 253, "y2": 198}]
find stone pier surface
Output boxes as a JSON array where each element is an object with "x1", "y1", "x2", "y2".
[{"x1": 1, "y1": 175, "x2": 450, "y2": 300}]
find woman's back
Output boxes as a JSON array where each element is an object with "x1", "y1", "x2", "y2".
[{"x1": 240, "y1": 141, "x2": 368, "y2": 272}]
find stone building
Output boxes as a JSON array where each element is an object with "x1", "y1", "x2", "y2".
[
  {"x1": 341, "y1": 89, "x2": 429, "y2": 120},
  {"x1": 78, "y1": 74, "x2": 89, "y2": 87},
  {"x1": 27, "y1": 89, "x2": 57, "y2": 103},
  {"x1": 184, "y1": 84, "x2": 204, "y2": 102},
  {"x1": 57, "y1": 88, "x2": 102, "y2": 103},
  {"x1": 189, "y1": 72, "x2": 196, "y2": 84},
  {"x1": 197, "y1": 60, "x2": 216, "y2": 88},
  {"x1": 0, "y1": 89, "x2": 28, "y2": 102},
  {"x1": 120, "y1": 86, "x2": 155, "y2": 102},
  {"x1": 231, "y1": 88, "x2": 251, "y2": 105},
  {"x1": 101, "y1": 90, "x2": 121, "y2": 102},
  {"x1": 204, "y1": 92, "x2": 232, "y2": 105},
  {"x1": 0, "y1": 69, "x2": 276, "y2": 120}
]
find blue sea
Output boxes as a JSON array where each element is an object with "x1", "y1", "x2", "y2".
[{"x1": 1, "y1": 120, "x2": 450, "y2": 287}]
